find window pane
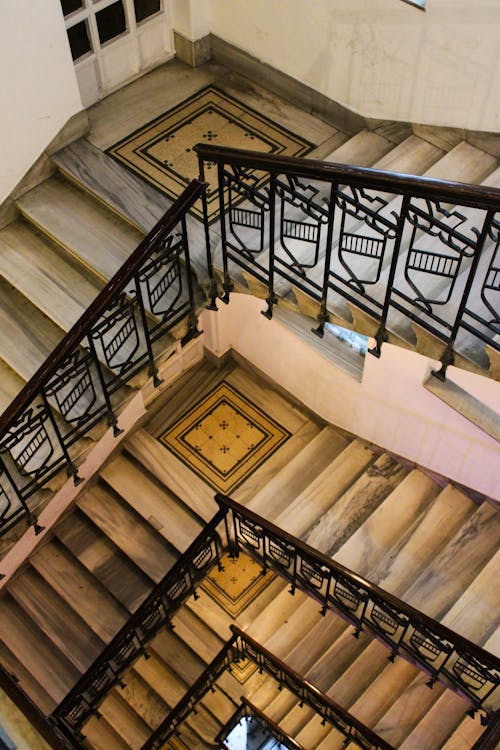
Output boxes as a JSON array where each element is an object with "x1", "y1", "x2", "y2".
[
  {"x1": 67, "y1": 20, "x2": 92, "y2": 60},
  {"x1": 96, "y1": 1, "x2": 127, "y2": 45},
  {"x1": 61, "y1": 0, "x2": 83, "y2": 15},
  {"x1": 134, "y1": 0, "x2": 161, "y2": 24}
]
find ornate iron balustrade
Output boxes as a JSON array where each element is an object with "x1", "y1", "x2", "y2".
[
  {"x1": 215, "y1": 697, "x2": 307, "y2": 750},
  {"x1": 215, "y1": 493, "x2": 500, "y2": 717},
  {"x1": 195, "y1": 144, "x2": 500, "y2": 380},
  {"x1": 0, "y1": 181, "x2": 204, "y2": 536},
  {"x1": 50, "y1": 508, "x2": 226, "y2": 745},
  {"x1": 142, "y1": 625, "x2": 394, "y2": 750}
]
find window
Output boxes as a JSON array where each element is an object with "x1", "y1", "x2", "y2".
[
  {"x1": 95, "y1": 1, "x2": 127, "y2": 44},
  {"x1": 67, "y1": 20, "x2": 92, "y2": 60},
  {"x1": 133, "y1": 0, "x2": 161, "y2": 24}
]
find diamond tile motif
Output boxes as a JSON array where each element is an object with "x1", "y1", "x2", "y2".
[
  {"x1": 106, "y1": 85, "x2": 313, "y2": 222},
  {"x1": 159, "y1": 382, "x2": 291, "y2": 494},
  {"x1": 201, "y1": 551, "x2": 275, "y2": 618}
]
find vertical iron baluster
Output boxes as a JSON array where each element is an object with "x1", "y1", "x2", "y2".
[
  {"x1": 218, "y1": 163, "x2": 233, "y2": 303},
  {"x1": 262, "y1": 172, "x2": 277, "y2": 319},
  {"x1": 197, "y1": 156, "x2": 218, "y2": 310},
  {"x1": 231, "y1": 510, "x2": 240, "y2": 559},
  {"x1": 180, "y1": 215, "x2": 201, "y2": 341},
  {"x1": 432, "y1": 208, "x2": 495, "y2": 380},
  {"x1": 133, "y1": 276, "x2": 163, "y2": 388},
  {"x1": 86, "y1": 336, "x2": 122, "y2": 438},
  {"x1": 369, "y1": 195, "x2": 411, "y2": 358},
  {"x1": 41, "y1": 390, "x2": 83, "y2": 487},
  {"x1": 313, "y1": 181, "x2": 337, "y2": 337}
]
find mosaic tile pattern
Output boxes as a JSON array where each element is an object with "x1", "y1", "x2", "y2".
[
  {"x1": 201, "y1": 551, "x2": 275, "y2": 617},
  {"x1": 107, "y1": 85, "x2": 313, "y2": 221},
  {"x1": 160, "y1": 382, "x2": 291, "y2": 494}
]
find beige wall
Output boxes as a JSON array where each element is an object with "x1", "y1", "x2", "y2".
[
  {"x1": 209, "y1": 0, "x2": 500, "y2": 132},
  {"x1": 202, "y1": 295, "x2": 500, "y2": 500},
  {"x1": 0, "y1": 0, "x2": 82, "y2": 203}
]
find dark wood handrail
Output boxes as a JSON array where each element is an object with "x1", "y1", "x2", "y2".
[
  {"x1": 0, "y1": 180, "x2": 205, "y2": 434},
  {"x1": 215, "y1": 697, "x2": 307, "y2": 750},
  {"x1": 230, "y1": 625, "x2": 395, "y2": 750},
  {"x1": 216, "y1": 493, "x2": 500, "y2": 674},
  {"x1": 0, "y1": 665, "x2": 78, "y2": 750},
  {"x1": 194, "y1": 143, "x2": 500, "y2": 209}
]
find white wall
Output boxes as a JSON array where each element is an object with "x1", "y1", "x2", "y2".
[
  {"x1": 0, "y1": 0, "x2": 82, "y2": 203},
  {"x1": 209, "y1": 0, "x2": 500, "y2": 132},
  {"x1": 202, "y1": 295, "x2": 500, "y2": 500}
]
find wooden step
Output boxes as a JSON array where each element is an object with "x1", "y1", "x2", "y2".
[
  {"x1": 30, "y1": 539, "x2": 128, "y2": 641},
  {"x1": 125, "y1": 429, "x2": 218, "y2": 523},
  {"x1": 0, "y1": 220, "x2": 102, "y2": 331},
  {"x1": 305, "y1": 452, "x2": 408, "y2": 557},
  {"x1": 98, "y1": 690, "x2": 151, "y2": 750},
  {"x1": 8, "y1": 566, "x2": 104, "y2": 672},
  {"x1": 0, "y1": 278, "x2": 64, "y2": 381},
  {"x1": 272, "y1": 439, "x2": 375, "y2": 539},
  {"x1": 245, "y1": 425, "x2": 349, "y2": 518},
  {"x1": 100, "y1": 453, "x2": 204, "y2": 551},
  {"x1": 55, "y1": 509, "x2": 152, "y2": 613},
  {"x1": 404, "y1": 502, "x2": 500, "y2": 619},
  {"x1": 16, "y1": 174, "x2": 143, "y2": 282},
  {"x1": 334, "y1": 469, "x2": 440, "y2": 577},
  {"x1": 77, "y1": 483, "x2": 177, "y2": 583},
  {"x1": 0, "y1": 595, "x2": 80, "y2": 705}
]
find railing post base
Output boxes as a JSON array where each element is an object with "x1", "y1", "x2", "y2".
[
  {"x1": 432, "y1": 344, "x2": 454, "y2": 382},
  {"x1": 368, "y1": 325, "x2": 387, "y2": 358}
]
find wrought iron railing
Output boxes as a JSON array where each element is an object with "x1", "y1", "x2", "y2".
[
  {"x1": 142, "y1": 625, "x2": 394, "y2": 750},
  {"x1": 215, "y1": 697, "x2": 307, "y2": 750},
  {"x1": 215, "y1": 493, "x2": 500, "y2": 716},
  {"x1": 0, "y1": 181, "x2": 204, "y2": 536},
  {"x1": 50, "y1": 508, "x2": 225, "y2": 745},
  {"x1": 195, "y1": 144, "x2": 500, "y2": 379}
]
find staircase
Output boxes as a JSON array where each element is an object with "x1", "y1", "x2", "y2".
[{"x1": 1, "y1": 360, "x2": 497, "y2": 749}]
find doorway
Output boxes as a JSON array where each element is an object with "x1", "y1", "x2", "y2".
[{"x1": 60, "y1": 0, "x2": 174, "y2": 106}]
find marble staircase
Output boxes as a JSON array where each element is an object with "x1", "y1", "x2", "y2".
[{"x1": 1, "y1": 361, "x2": 496, "y2": 749}]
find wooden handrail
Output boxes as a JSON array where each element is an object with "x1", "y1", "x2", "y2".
[
  {"x1": 0, "y1": 179, "x2": 205, "y2": 434},
  {"x1": 194, "y1": 143, "x2": 500, "y2": 209},
  {"x1": 216, "y1": 493, "x2": 500, "y2": 692}
]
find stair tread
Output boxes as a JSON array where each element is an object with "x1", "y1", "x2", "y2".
[
  {"x1": 83, "y1": 714, "x2": 131, "y2": 750},
  {"x1": 78, "y1": 483, "x2": 177, "y2": 582},
  {"x1": 99, "y1": 690, "x2": 151, "y2": 750},
  {"x1": 0, "y1": 640, "x2": 56, "y2": 715},
  {"x1": 398, "y1": 690, "x2": 471, "y2": 750},
  {"x1": 246, "y1": 587, "x2": 308, "y2": 646},
  {"x1": 8, "y1": 566, "x2": 104, "y2": 672},
  {"x1": 0, "y1": 359, "x2": 25, "y2": 413},
  {"x1": 126, "y1": 429, "x2": 218, "y2": 523},
  {"x1": 245, "y1": 425, "x2": 349, "y2": 518},
  {"x1": 424, "y1": 140, "x2": 498, "y2": 183},
  {"x1": 132, "y1": 651, "x2": 187, "y2": 708},
  {"x1": 404, "y1": 502, "x2": 500, "y2": 619},
  {"x1": 0, "y1": 596, "x2": 80, "y2": 704},
  {"x1": 53, "y1": 137, "x2": 167, "y2": 235},
  {"x1": 55, "y1": 510, "x2": 151, "y2": 612},
  {"x1": 369, "y1": 484, "x2": 476, "y2": 595},
  {"x1": 325, "y1": 129, "x2": 393, "y2": 166},
  {"x1": 150, "y1": 629, "x2": 205, "y2": 686},
  {"x1": 0, "y1": 278, "x2": 64, "y2": 380},
  {"x1": 101, "y1": 453, "x2": 204, "y2": 551},
  {"x1": 440, "y1": 714, "x2": 485, "y2": 750},
  {"x1": 171, "y1": 607, "x2": 224, "y2": 665},
  {"x1": 334, "y1": 469, "x2": 440, "y2": 577},
  {"x1": 17, "y1": 174, "x2": 143, "y2": 281},
  {"x1": 294, "y1": 712, "x2": 332, "y2": 748},
  {"x1": 31, "y1": 539, "x2": 128, "y2": 640},
  {"x1": 305, "y1": 452, "x2": 408, "y2": 557},
  {"x1": 272, "y1": 439, "x2": 375, "y2": 539},
  {"x1": 374, "y1": 134, "x2": 445, "y2": 174},
  {"x1": 118, "y1": 670, "x2": 168, "y2": 730},
  {"x1": 0, "y1": 220, "x2": 102, "y2": 331}
]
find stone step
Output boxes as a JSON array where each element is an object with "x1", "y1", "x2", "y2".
[
  {"x1": 77, "y1": 482, "x2": 177, "y2": 583},
  {"x1": 55, "y1": 509, "x2": 152, "y2": 613},
  {"x1": 116, "y1": 669, "x2": 168, "y2": 731},
  {"x1": 83, "y1": 714, "x2": 131, "y2": 750},
  {"x1": 439, "y1": 714, "x2": 485, "y2": 750},
  {"x1": 98, "y1": 690, "x2": 151, "y2": 750},
  {"x1": 100, "y1": 453, "x2": 204, "y2": 552},
  {"x1": 0, "y1": 640, "x2": 56, "y2": 716}
]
